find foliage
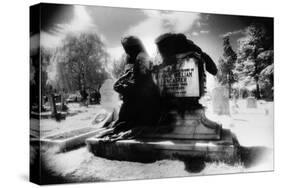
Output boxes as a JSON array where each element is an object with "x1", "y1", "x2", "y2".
[
  {"x1": 40, "y1": 47, "x2": 53, "y2": 95},
  {"x1": 51, "y1": 33, "x2": 109, "y2": 92},
  {"x1": 216, "y1": 36, "x2": 237, "y2": 98},
  {"x1": 235, "y1": 23, "x2": 273, "y2": 99},
  {"x1": 112, "y1": 53, "x2": 126, "y2": 79}
]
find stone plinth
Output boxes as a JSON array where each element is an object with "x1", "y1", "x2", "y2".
[
  {"x1": 142, "y1": 108, "x2": 221, "y2": 140},
  {"x1": 86, "y1": 129, "x2": 239, "y2": 163}
]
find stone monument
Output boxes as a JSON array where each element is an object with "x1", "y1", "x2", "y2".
[
  {"x1": 100, "y1": 79, "x2": 121, "y2": 120},
  {"x1": 246, "y1": 96, "x2": 257, "y2": 108},
  {"x1": 86, "y1": 33, "x2": 239, "y2": 163},
  {"x1": 144, "y1": 53, "x2": 221, "y2": 139},
  {"x1": 212, "y1": 86, "x2": 230, "y2": 115},
  {"x1": 49, "y1": 94, "x2": 57, "y2": 117}
]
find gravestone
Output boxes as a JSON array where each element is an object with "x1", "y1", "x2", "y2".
[
  {"x1": 157, "y1": 57, "x2": 200, "y2": 97},
  {"x1": 48, "y1": 93, "x2": 65, "y2": 120},
  {"x1": 212, "y1": 86, "x2": 230, "y2": 115},
  {"x1": 86, "y1": 33, "x2": 239, "y2": 163},
  {"x1": 100, "y1": 79, "x2": 120, "y2": 109},
  {"x1": 86, "y1": 54, "x2": 238, "y2": 162},
  {"x1": 100, "y1": 79, "x2": 121, "y2": 120},
  {"x1": 146, "y1": 56, "x2": 221, "y2": 139},
  {"x1": 246, "y1": 97, "x2": 257, "y2": 108},
  {"x1": 49, "y1": 94, "x2": 57, "y2": 116},
  {"x1": 60, "y1": 91, "x2": 67, "y2": 111}
]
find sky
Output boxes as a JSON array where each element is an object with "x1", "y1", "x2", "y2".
[{"x1": 36, "y1": 3, "x2": 273, "y2": 89}]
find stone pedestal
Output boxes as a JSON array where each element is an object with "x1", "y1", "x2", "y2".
[
  {"x1": 86, "y1": 129, "x2": 238, "y2": 163},
  {"x1": 143, "y1": 108, "x2": 221, "y2": 140}
]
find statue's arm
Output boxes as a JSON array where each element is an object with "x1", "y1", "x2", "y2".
[
  {"x1": 187, "y1": 39, "x2": 218, "y2": 76},
  {"x1": 201, "y1": 52, "x2": 218, "y2": 75}
]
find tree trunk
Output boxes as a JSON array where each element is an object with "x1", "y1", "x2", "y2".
[
  {"x1": 255, "y1": 76, "x2": 261, "y2": 99},
  {"x1": 229, "y1": 82, "x2": 231, "y2": 99},
  {"x1": 228, "y1": 73, "x2": 231, "y2": 99}
]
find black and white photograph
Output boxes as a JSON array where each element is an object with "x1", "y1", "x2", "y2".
[{"x1": 29, "y1": 3, "x2": 274, "y2": 185}]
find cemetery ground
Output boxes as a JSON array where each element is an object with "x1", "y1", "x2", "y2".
[{"x1": 30, "y1": 99, "x2": 273, "y2": 184}]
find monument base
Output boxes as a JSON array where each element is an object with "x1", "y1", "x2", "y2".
[
  {"x1": 142, "y1": 108, "x2": 222, "y2": 140},
  {"x1": 86, "y1": 129, "x2": 239, "y2": 163}
]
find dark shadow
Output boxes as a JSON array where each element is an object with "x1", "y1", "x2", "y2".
[
  {"x1": 40, "y1": 161, "x2": 105, "y2": 185},
  {"x1": 30, "y1": 153, "x2": 105, "y2": 185},
  {"x1": 238, "y1": 146, "x2": 271, "y2": 168},
  {"x1": 177, "y1": 156, "x2": 206, "y2": 173},
  {"x1": 183, "y1": 157, "x2": 206, "y2": 173},
  {"x1": 176, "y1": 146, "x2": 271, "y2": 173}
]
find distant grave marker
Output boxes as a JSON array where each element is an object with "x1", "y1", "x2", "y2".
[
  {"x1": 100, "y1": 79, "x2": 120, "y2": 113},
  {"x1": 246, "y1": 97, "x2": 257, "y2": 108},
  {"x1": 212, "y1": 86, "x2": 230, "y2": 115},
  {"x1": 49, "y1": 94, "x2": 57, "y2": 116}
]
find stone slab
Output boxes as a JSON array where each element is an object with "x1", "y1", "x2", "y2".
[
  {"x1": 86, "y1": 129, "x2": 239, "y2": 163},
  {"x1": 40, "y1": 128, "x2": 106, "y2": 152},
  {"x1": 30, "y1": 111, "x2": 67, "y2": 119},
  {"x1": 155, "y1": 57, "x2": 200, "y2": 97},
  {"x1": 37, "y1": 110, "x2": 115, "y2": 152}
]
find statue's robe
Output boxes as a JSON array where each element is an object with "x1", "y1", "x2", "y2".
[{"x1": 111, "y1": 52, "x2": 161, "y2": 135}]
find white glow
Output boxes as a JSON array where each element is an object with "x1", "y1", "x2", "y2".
[
  {"x1": 41, "y1": 5, "x2": 96, "y2": 48},
  {"x1": 124, "y1": 10, "x2": 200, "y2": 57}
]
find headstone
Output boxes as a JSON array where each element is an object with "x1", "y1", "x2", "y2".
[
  {"x1": 246, "y1": 97, "x2": 257, "y2": 108},
  {"x1": 60, "y1": 91, "x2": 67, "y2": 111},
  {"x1": 156, "y1": 57, "x2": 200, "y2": 97},
  {"x1": 212, "y1": 86, "x2": 230, "y2": 115},
  {"x1": 100, "y1": 79, "x2": 120, "y2": 112},
  {"x1": 87, "y1": 56, "x2": 237, "y2": 162},
  {"x1": 49, "y1": 94, "x2": 57, "y2": 116},
  {"x1": 148, "y1": 56, "x2": 221, "y2": 140},
  {"x1": 86, "y1": 33, "x2": 238, "y2": 163},
  {"x1": 231, "y1": 97, "x2": 239, "y2": 114}
]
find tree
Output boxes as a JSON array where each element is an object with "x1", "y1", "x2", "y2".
[
  {"x1": 52, "y1": 33, "x2": 109, "y2": 92},
  {"x1": 40, "y1": 47, "x2": 52, "y2": 96},
  {"x1": 236, "y1": 23, "x2": 273, "y2": 99},
  {"x1": 216, "y1": 36, "x2": 237, "y2": 98}
]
